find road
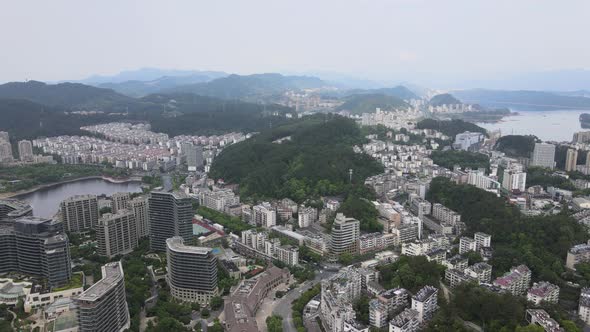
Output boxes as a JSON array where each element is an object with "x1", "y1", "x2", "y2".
[{"x1": 273, "y1": 269, "x2": 337, "y2": 332}]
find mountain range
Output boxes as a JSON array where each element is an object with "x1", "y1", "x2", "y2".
[{"x1": 453, "y1": 89, "x2": 590, "y2": 111}]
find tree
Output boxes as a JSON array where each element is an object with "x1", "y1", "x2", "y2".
[
  {"x1": 201, "y1": 308, "x2": 210, "y2": 318},
  {"x1": 209, "y1": 319, "x2": 224, "y2": 332},
  {"x1": 210, "y1": 296, "x2": 223, "y2": 311},
  {"x1": 515, "y1": 325, "x2": 545, "y2": 332},
  {"x1": 266, "y1": 315, "x2": 284, "y2": 332}
]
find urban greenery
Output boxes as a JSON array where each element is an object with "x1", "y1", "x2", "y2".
[
  {"x1": 493, "y1": 135, "x2": 537, "y2": 158},
  {"x1": 377, "y1": 256, "x2": 445, "y2": 292},
  {"x1": 430, "y1": 150, "x2": 490, "y2": 170},
  {"x1": 196, "y1": 206, "x2": 253, "y2": 235},
  {"x1": 291, "y1": 284, "x2": 321, "y2": 332},
  {"x1": 266, "y1": 314, "x2": 284, "y2": 332},
  {"x1": 416, "y1": 119, "x2": 487, "y2": 139},
  {"x1": 209, "y1": 115, "x2": 383, "y2": 203},
  {"x1": 428, "y1": 177, "x2": 588, "y2": 282}
]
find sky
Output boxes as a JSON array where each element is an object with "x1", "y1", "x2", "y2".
[{"x1": 1, "y1": 0, "x2": 589, "y2": 87}]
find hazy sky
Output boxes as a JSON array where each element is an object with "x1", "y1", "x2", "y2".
[{"x1": 1, "y1": 0, "x2": 589, "y2": 86}]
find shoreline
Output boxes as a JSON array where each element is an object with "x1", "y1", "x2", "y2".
[{"x1": 1, "y1": 175, "x2": 143, "y2": 199}]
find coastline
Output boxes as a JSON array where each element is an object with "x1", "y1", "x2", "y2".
[{"x1": 0, "y1": 175, "x2": 143, "y2": 199}]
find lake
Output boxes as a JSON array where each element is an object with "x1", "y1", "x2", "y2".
[
  {"x1": 476, "y1": 109, "x2": 589, "y2": 142},
  {"x1": 17, "y1": 178, "x2": 143, "y2": 218}
]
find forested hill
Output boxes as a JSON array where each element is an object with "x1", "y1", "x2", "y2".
[
  {"x1": 429, "y1": 93, "x2": 461, "y2": 106},
  {"x1": 336, "y1": 93, "x2": 409, "y2": 114},
  {"x1": 209, "y1": 115, "x2": 383, "y2": 202},
  {"x1": 416, "y1": 119, "x2": 487, "y2": 139},
  {"x1": 0, "y1": 80, "x2": 139, "y2": 111},
  {"x1": 164, "y1": 73, "x2": 326, "y2": 100}
]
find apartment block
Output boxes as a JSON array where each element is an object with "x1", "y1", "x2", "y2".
[
  {"x1": 493, "y1": 265, "x2": 531, "y2": 296},
  {"x1": 166, "y1": 237, "x2": 218, "y2": 304},
  {"x1": 331, "y1": 213, "x2": 360, "y2": 256},
  {"x1": 96, "y1": 211, "x2": 138, "y2": 258},
  {"x1": 566, "y1": 243, "x2": 590, "y2": 270},
  {"x1": 431, "y1": 203, "x2": 461, "y2": 224},
  {"x1": 389, "y1": 308, "x2": 420, "y2": 332},
  {"x1": 579, "y1": 288, "x2": 590, "y2": 325},
  {"x1": 411, "y1": 285, "x2": 438, "y2": 323},
  {"x1": 60, "y1": 195, "x2": 99, "y2": 232},
  {"x1": 527, "y1": 281, "x2": 560, "y2": 305},
  {"x1": 74, "y1": 262, "x2": 129, "y2": 332},
  {"x1": 111, "y1": 192, "x2": 131, "y2": 214},
  {"x1": 129, "y1": 196, "x2": 149, "y2": 238},
  {"x1": 253, "y1": 202, "x2": 277, "y2": 228},
  {"x1": 148, "y1": 191, "x2": 193, "y2": 252}
]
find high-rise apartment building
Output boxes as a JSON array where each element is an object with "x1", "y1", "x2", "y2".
[
  {"x1": 60, "y1": 195, "x2": 99, "y2": 232},
  {"x1": 297, "y1": 206, "x2": 317, "y2": 228},
  {"x1": 431, "y1": 203, "x2": 461, "y2": 224},
  {"x1": 253, "y1": 202, "x2": 277, "y2": 228},
  {"x1": 579, "y1": 288, "x2": 590, "y2": 325},
  {"x1": 75, "y1": 261, "x2": 130, "y2": 332},
  {"x1": 411, "y1": 285, "x2": 438, "y2": 323},
  {"x1": 129, "y1": 196, "x2": 149, "y2": 238},
  {"x1": 148, "y1": 191, "x2": 193, "y2": 252},
  {"x1": 166, "y1": 237, "x2": 218, "y2": 304},
  {"x1": 97, "y1": 211, "x2": 138, "y2": 258},
  {"x1": 0, "y1": 217, "x2": 71, "y2": 288},
  {"x1": 18, "y1": 140, "x2": 33, "y2": 162},
  {"x1": 566, "y1": 148, "x2": 579, "y2": 172},
  {"x1": 0, "y1": 140, "x2": 13, "y2": 163},
  {"x1": 330, "y1": 213, "x2": 360, "y2": 256},
  {"x1": 573, "y1": 131, "x2": 590, "y2": 144},
  {"x1": 0, "y1": 131, "x2": 9, "y2": 142},
  {"x1": 111, "y1": 192, "x2": 131, "y2": 214},
  {"x1": 0, "y1": 199, "x2": 33, "y2": 221},
  {"x1": 531, "y1": 143, "x2": 556, "y2": 169},
  {"x1": 502, "y1": 168, "x2": 527, "y2": 192},
  {"x1": 183, "y1": 143, "x2": 204, "y2": 171}
]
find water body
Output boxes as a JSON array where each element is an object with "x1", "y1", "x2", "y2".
[
  {"x1": 17, "y1": 178, "x2": 142, "y2": 218},
  {"x1": 476, "y1": 109, "x2": 589, "y2": 142}
]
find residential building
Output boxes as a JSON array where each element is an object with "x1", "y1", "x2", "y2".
[
  {"x1": 467, "y1": 169, "x2": 500, "y2": 191},
  {"x1": 298, "y1": 206, "x2": 317, "y2": 228},
  {"x1": 111, "y1": 192, "x2": 131, "y2": 214},
  {"x1": 0, "y1": 217, "x2": 71, "y2": 288},
  {"x1": 566, "y1": 243, "x2": 590, "y2": 270},
  {"x1": 401, "y1": 239, "x2": 436, "y2": 257},
  {"x1": 74, "y1": 262, "x2": 129, "y2": 332},
  {"x1": 377, "y1": 288, "x2": 409, "y2": 315},
  {"x1": 527, "y1": 282, "x2": 560, "y2": 305},
  {"x1": 443, "y1": 255, "x2": 468, "y2": 271},
  {"x1": 0, "y1": 131, "x2": 8, "y2": 142},
  {"x1": 331, "y1": 213, "x2": 360, "y2": 256},
  {"x1": 525, "y1": 309, "x2": 562, "y2": 332},
  {"x1": 389, "y1": 308, "x2": 420, "y2": 332},
  {"x1": 459, "y1": 237, "x2": 477, "y2": 254},
  {"x1": 578, "y1": 288, "x2": 590, "y2": 325},
  {"x1": 532, "y1": 143, "x2": 556, "y2": 169},
  {"x1": 183, "y1": 143, "x2": 204, "y2": 171},
  {"x1": 166, "y1": 237, "x2": 218, "y2": 304},
  {"x1": 474, "y1": 232, "x2": 492, "y2": 250},
  {"x1": 502, "y1": 168, "x2": 527, "y2": 192},
  {"x1": 409, "y1": 196, "x2": 431, "y2": 219},
  {"x1": 59, "y1": 195, "x2": 99, "y2": 232},
  {"x1": 320, "y1": 267, "x2": 362, "y2": 332},
  {"x1": 0, "y1": 199, "x2": 32, "y2": 221},
  {"x1": 274, "y1": 245, "x2": 299, "y2": 266},
  {"x1": 199, "y1": 188, "x2": 239, "y2": 213},
  {"x1": 566, "y1": 148, "x2": 579, "y2": 172},
  {"x1": 148, "y1": 191, "x2": 193, "y2": 252},
  {"x1": 369, "y1": 299, "x2": 388, "y2": 329},
  {"x1": 411, "y1": 286, "x2": 438, "y2": 322},
  {"x1": 493, "y1": 265, "x2": 531, "y2": 296},
  {"x1": 0, "y1": 140, "x2": 13, "y2": 163},
  {"x1": 453, "y1": 131, "x2": 485, "y2": 151},
  {"x1": 359, "y1": 232, "x2": 397, "y2": 254},
  {"x1": 129, "y1": 196, "x2": 149, "y2": 238},
  {"x1": 224, "y1": 266, "x2": 290, "y2": 332},
  {"x1": 445, "y1": 269, "x2": 476, "y2": 288},
  {"x1": 573, "y1": 131, "x2": 590, "y2": 144},
  {"x1": 18, "y1": 140, "x2": 33, "y2": 162},
  {"x1": 96, "y1": 211, "x2": 138, "y2": 258},
  {"x1": 431, "y1": 203, "x2": 460, "y2": 224},
  {"x1": 253, "y1": 202, "x2": 277, "y2": 228},
  {"x1": 465, "y1": 262, "x2": 493, "y2": 284}
]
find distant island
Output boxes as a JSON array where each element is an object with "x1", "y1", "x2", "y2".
[{"x1": 580, "y1": 113, "x2": 590, "y2": 128}]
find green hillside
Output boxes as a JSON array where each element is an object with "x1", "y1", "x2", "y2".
[
  {"x1": 336, "y1": 93, "x2": 409, "y2": 114},
  {"x1": 429, "y1": 93, "x2": 461, "y2": 106},
  {"x1": 209, "y1": 115, "x2": 383, "y2": 202}
]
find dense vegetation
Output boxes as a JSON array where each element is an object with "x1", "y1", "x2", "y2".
[
  {"x1": 0, "y1": 164, "x2": 129, "y2": 193},
  {"x1": 0, "y1": 79, "x2": 301, "y2": 141},
  {"x1": 526, "y1": 166, "x2": 575, "y2": 191},
  {"x1": 335, "y1": 93, "x2": 409, "y2": 114},
  {"x1": 209, "y1": 115, "x2": 383, "y2": 203},
  {"x1": 430, "y1": 150, "x2": 490, "y2": 170},
  {"x1": 429, "y1": 93, "x2": 461, "y2": 106},
  {"x1": 493, "y1": 135, "x2": 537, "y2": 158},
  {"x1": 165, "y1": 73, "x2": 325, "y2": 101},
  {"x1": 428, "y1": 177, "x2": 588, "y2": 281},
  {"x1": 416, "y1": 119, "x2": 487, "y2": 139},
  {"x1": 196, "y1": 206, "x2": 253, "y2": 235},
  {"x1": 291, "y1": 284, "x2": 321, "y2": 332},
  {"x1": 377, "y1": 256, "x2": 445, "y2": 292}
]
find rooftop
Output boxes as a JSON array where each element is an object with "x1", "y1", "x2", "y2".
[
  {"x1": 76, "y1": 261, "x2": 123, "y2": 302},
  {"x1": 166, "y1": 236, "x2": 213, "y2": 255}
]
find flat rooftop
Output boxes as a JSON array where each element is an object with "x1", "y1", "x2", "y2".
[{"x1": 76, "y1": 262, "x2": 123, "y2": 302}]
